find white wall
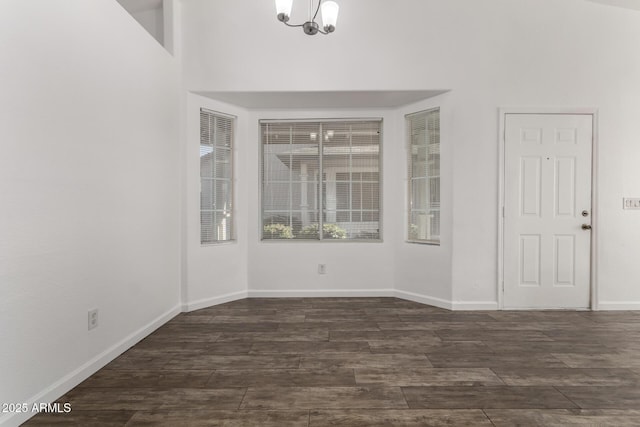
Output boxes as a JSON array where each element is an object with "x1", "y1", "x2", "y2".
[
  {"x1": 182, "y1": 0, "x2": 640, "y2": 308},
  {"x1": 0, "y1": 1, "x2": 180, "y2": 425},
  {"x1": 444, "y1": 1, "x2": 640, "y2": 309},
  {"x1": 183, "y1": 93, "x2": 249, "y2": 309}
]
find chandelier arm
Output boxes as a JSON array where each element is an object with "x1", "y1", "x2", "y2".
[{"x1": 283, "y1": 21, "x2": 305, "y2": 28}]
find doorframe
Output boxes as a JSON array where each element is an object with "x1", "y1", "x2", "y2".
[{"x1": 497, "y1": 107, "x2": 599, "y2": 310}]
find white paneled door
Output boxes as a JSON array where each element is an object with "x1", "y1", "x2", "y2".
[{"x1": 504, "y1": 114, "x2": 593, "y2": 309}]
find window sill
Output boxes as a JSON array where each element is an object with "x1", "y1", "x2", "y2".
[
  {"x1": 260, "y1": 239, "x2": 384, "y2": 243},
  {"x1": 201, "y1": 240, "x2": 237, "y2": 246},
  {"x1": 406, "y1": 239, "x2": 440, "y2": 246}
]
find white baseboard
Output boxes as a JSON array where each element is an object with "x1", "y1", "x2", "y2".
[
  {"x1": 186, "y1": 289, "x2": 499, "y2": 312},
  {"x1": 393, "y1": 291, "x2": 498, "y2": 311},
  {"x1": 182, "y1": 290, "x2": 248, "y2": 312},
  {"x1": 597, "y1": 301, "x2": 640, "y2": 311},
  {"x1": 394, "y1": 290, "x2": 453, "y2": 310},
  {"x1": 1, "y1": 305, "x2": 181, "y2": 427},
  {"x1": 247, "y1": 289, "x2": 395, "y2": 298},
  {"x1": 451, "y1": 300, "x2": 499, "y2": 311},
  {"x1": 245, "y1": 289, "x2": 498, "y2": 311}
]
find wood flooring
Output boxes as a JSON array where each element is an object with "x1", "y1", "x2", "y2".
[{"x1": 25, "y1": 297, "x2": 640, "y2": 426}]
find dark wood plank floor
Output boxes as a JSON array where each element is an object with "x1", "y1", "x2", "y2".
[{"x1": 25, "y1": 298, "x2": 640, "y2": 426}]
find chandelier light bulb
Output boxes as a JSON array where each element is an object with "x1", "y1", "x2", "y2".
[
  {"x1": 275, "y1": 0, "x2": 293, "y2": 22},
  {"x1": 321, "y1": 1, "x2": 339, "y2": 32}
]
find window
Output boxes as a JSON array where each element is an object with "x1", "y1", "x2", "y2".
[
  {"x1": 200, "y1": 109, "x2": 233, "y2": 243},
  {"x1": 261, "y1": 120, "x2": 381, "y2": 241},
  {"x1": 407, "y1": 108, "x2": 440, "y2": 244}
]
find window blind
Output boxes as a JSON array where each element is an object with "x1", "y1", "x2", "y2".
[
  {"x1": 200, "y1": 109, "x2": 234, "y2": 243},
  {"x1": 261, "y1": 119, "x2": 381, "y2": 241},
  {"x1": 407, "y1": 108, "x2": 440, "y2": 244}
]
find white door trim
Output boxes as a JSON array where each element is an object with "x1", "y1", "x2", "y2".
[{"x1": 498, "y1": 107, "x2": 599, "y2": 310}]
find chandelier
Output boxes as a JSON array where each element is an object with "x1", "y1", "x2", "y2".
[{"x1": 275, "y1": 0, "x2": 340, "y2": 36}]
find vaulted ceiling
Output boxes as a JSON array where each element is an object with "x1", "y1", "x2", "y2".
[{"x1": 117, "y1": 0, "x2": 162, "y2": 14}]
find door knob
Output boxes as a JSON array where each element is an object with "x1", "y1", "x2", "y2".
[{"x1": 581, "y1": 224, "x2": 592, "y2": 230}]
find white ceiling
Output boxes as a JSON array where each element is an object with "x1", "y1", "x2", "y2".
[
  {"x1": 585, "y1": 0, "x2": 640, "y2": 10},
  {"x1": 196, "y1": 91, "x2": 448, "y2": 109},
  {"x1": 117, "y1": 0, "x2": 162, "y2": 14}
]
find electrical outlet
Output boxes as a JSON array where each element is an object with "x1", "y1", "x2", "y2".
[
  {"x1": 88, "y1": 309, "x2": 98, "y2": 330},
  {"x1": 318, "y1": 264, "x2": 327, "y2": 275}
]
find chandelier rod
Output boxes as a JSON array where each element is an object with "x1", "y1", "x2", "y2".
[{"x1": 311, "y1": 0, "x2": 320, "y2": 22}]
